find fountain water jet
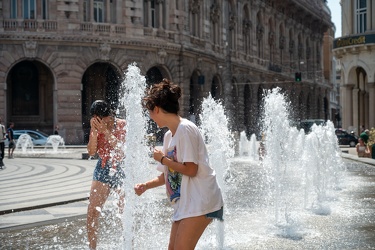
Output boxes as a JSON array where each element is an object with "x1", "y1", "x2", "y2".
[
  {"x1": 119, "y1": 63, "x2": 159, "y2": 249},
  {"x1": 199, "y1": 95, "x2": 234, "y2": 248},
  {"x1": 239, "y1": 132, "x2": 258, "y2": 160},
  {"x1": 260, "y1": 87, "x2": 345, "y2": 238},
  {"x1": 45, "y1": 135, "x2": 65, "y2": 153},
  {"x1": 4, "y1": 67, "x2": 368, "y2": 250},
  {"x1": 16, "y1": 134, "x2": 34, "y2": 153}
]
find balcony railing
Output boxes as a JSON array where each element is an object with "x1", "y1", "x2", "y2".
[
  {"x1": 79, "y1": 23, "x2": 126, "y2": 35},
  {"x1": 3, "y1": 19, "x2": 58, "y2": 31},
  {"x1": 2, "y1": 19, "x2": 128, "y2": 35}
]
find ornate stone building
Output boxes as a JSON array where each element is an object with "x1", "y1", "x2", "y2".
[
  {"x1": 333, "y1": 0, "x2": 375, "y2": 134},
  {"x1": 0, "y1": 0, "x2": 332, "y2": 144}
]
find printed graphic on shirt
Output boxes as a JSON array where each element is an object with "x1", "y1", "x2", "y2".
[{"x1": 166, "y1": 146, "x2": 182, "y2": 203}]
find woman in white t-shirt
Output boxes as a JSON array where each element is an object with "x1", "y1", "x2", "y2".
[{"x1": 134, "y1": 78, "x2": 223, "y2": 250}]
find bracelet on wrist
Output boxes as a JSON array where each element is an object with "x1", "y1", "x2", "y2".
[{"x1": 160, "y1": 156, "x2": 165, "y2": 165}]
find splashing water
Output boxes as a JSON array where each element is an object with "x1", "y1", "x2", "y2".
[
  {"x1": 45, "y1": 135, "x2": 65, "y2": 153},
  {"x1": 249, "y1": 133, "x2": 258, "y2": 161},
  {"x1": 239, "y1": 132, "x2": 258, "y2": 161},
  {"x1": 199, "y1": 95, "x2": 234, "y2": 248},
  {"x1": 261, "y1": 87, "x2": 345, "y2": 238},
  {"x1": 16, "y1": 134, "x2": 34, "y2": 153},
  {"x1": 4, "y1": 80, "x2": 373, "y2": 249},
  {"x1": 119, "y1": 63, "x2": 155, "y2": 249}
]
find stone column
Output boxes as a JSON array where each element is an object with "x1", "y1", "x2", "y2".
[
  {"x1": 353, "y1": 88, "x2": 359, "y2": 134},
  {"x1": 146, "y1": 1, "x2": 151, "y2": 27},
  {"x1": 369, "y1": 82, "x2": 375, "y2": 127},
  {"x1": 157, "y1": 1, "x2": 163, "y2": 29},
  {"x1": 90, "y1": 0, "x2": 94, "y2": 22},
  {"x1": 106, "y1": 0, "x2": 110, "y2": 23},
  {"x1": 36, "y1": 0, "x2": 41, "y2": 19},
  {"x1": 17, "y1": 0, "x2": 22, "y2": 18},
  {"x1": 367, "y1": 0, "x2": 372, "y2": 30},
  {"x1": 342, "y1": 0, "x2": 352, "y2": 35},
  {"x1": 364, "y1": 91, "x2": 369, "y2": 128},
  {"x1": 164, "y1": 0, "x2": 169, "y2": 30},
  {"x1": 340, "y1": 84, "x2": 353, "y2": 130},
  {"x1": 359, "y1": 89, "x2": 365, "y2": 127}
]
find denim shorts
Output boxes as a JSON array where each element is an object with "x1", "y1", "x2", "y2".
[
  {"x1": 206, "y1": 206, "x2": 224, "y2": 221},
  {"x1": 93, "y1": 158, "x2": 125, "y2": 189}
]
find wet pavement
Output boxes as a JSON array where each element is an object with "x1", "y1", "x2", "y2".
[
  {"x1": 0, "y1": 145, "x2": 374, "y2": 233},
  {"x1": 0, "y1": 145, "x2": 374, "y2": 249}
]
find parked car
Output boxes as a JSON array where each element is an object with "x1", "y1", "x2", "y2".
[
  {"x1": 5, "y1": 130, "x2": 49, "y2": 146},
  {"x1": 335, "y1": 128, "x2": 358, "y2": 147}
]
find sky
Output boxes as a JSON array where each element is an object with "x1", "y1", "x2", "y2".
[{"x1": 327, "y1": 0, "x2": 342, "y2": 37}]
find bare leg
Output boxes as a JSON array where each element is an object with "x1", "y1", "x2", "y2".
[
  {"x1": 87, "y1": 180, "x2": 110, "y2": 250},
  {"x1": 168, "y1": 216, "x2": 212, "y2": 250}
]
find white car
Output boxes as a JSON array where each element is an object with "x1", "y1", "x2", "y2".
[{"x1": 5, "y1": 130, "x2": 49, "y2": 146}]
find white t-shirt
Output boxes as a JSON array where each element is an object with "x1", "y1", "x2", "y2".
[
  {"x1": 0, "y1": 125, "x2": 5, "y2": 143},
  {"x1": 157, "y1": 118, "x2": 224, "y2": 221}
]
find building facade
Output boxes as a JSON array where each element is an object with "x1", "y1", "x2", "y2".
[
  {"x1": 0, "y1": 0, "x2": 332, "y2": 144},
  {"x1": 333, "y1": 0, "x2": 375, "y2": 134}
]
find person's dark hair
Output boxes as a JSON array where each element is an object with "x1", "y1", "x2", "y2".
[
  {"x1": 143, "y1": 78, "x2": 181, "y2": 114},
  {"x1": 90, "y1": 100, "x2": 112, "y2": 117}
]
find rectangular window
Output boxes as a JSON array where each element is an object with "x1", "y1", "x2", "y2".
[
  {"x1": 23, "y1": 0, "x2": 36, "y2": 19},
  {"x1": 94, "y1": 0, "x2": 104, "y2": 23},
  {"x1": 11, "y1": 0, "x2": 17, "y2": 18},
  {"x1": 355, "y1": 0, "x2": 367, "y2": 33},
  {"x1": 151, "y1": 0, "x2": 155, "y2": 28},
  {"x1": 42, "y1": 0, "x2": 48, "y2": 19}
]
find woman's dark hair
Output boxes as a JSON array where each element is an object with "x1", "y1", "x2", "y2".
[
  {"x1": 143, "y1": 78, "x2": 181, "y2": 114},
  {"x1": 90, "y1": 100, "x2": 112, "y2": 117}
]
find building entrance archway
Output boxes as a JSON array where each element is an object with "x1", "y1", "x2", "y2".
[
  {"x1": 81, "y1": 63, "x2": 122, "y2": 143},
  {"x1": 6, "y1": 60, "x2": 54, "y2": 133}
]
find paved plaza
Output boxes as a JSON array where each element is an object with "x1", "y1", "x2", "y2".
[
  {"x1": 0, "y1": 145, "x2": 374, "y2": 233},
  {"x1": 0, "y1": 147, "x2": 92, "y2": 231}
]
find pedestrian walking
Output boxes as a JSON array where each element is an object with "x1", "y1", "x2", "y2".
[
  {"x1": 0, "y1": 117, "x2": 6, "y2": 168},
  {"x1": 7, "y1": 122, "x2": 15, "y2": 159}
]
